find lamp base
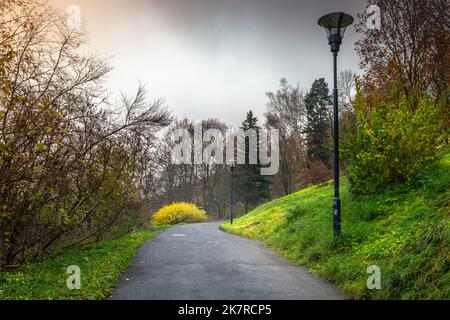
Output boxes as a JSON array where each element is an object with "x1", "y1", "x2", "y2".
[{"x1": 333, "y1": 197, "x2": 341, "y2": 239}]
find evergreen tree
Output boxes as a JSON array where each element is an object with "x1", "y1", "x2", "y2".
[
  {"x1": 304, "y1": 78, "x2": 332, "y2": 166},
  {"x1": 235, "y1": 111, "x2": 271, "y2": 213}
]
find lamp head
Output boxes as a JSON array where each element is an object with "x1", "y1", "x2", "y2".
[{"x1": 318, "y1": 12, "x2": 354, "y2": 53}]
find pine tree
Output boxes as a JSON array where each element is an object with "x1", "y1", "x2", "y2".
[
  {"x1": 235, "y1": 111, "x2": 271, "y2": 213},
  {"x1": 304, "y1": 78, "x2": 332, "y2": 166}
]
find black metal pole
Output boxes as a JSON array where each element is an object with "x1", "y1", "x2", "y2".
[
  {"x1": 230, "y1": 165, "x2": 234, "y2": 224},
  {"x1": 332, "y1": 51, "x2": 341, "y2": 240}
]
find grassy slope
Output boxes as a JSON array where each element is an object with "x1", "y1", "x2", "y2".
[
  {"x1": 0, "y1": 226, "x2": 165, "y2": 299},
  {"x1": 222, "y1": 153, "x2": 450, "y2": 299}
]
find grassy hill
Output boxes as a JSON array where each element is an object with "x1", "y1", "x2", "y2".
[{"x1": 221, "y1": 152, "x2": 449, "y2": 299}]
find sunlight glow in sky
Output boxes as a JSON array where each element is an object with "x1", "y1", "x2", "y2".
[{"x1": 50, "y1": 0, "x2": 366, "y2": 126}]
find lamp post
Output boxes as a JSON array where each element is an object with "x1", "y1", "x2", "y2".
[
  {"x1": 318, "y1": 12, "x2": 353, "y2": 241},
  {"x1": 228, "y1": 160, "x2": 235, "y2": 224}
]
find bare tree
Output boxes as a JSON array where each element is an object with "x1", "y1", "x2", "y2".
[
  {"x1": 338, "y1": 70, "x2": 357, "y2": 113},
  {"x1": 264, "y1": 78, "x2": 307, "y2": 195},
  {"x1": 151, "y1": 118, "x2": 231, "y2": 219},
  {"x1": 0, "y1": 0, "x2": 170, "y2": 265}
]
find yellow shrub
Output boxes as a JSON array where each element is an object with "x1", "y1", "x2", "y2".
[{"x1": 151, "y1": 202, "x2": 208, "y2": 226}]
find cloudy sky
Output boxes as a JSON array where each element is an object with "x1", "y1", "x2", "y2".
[{"x1": 50, "y1": 0, "x2": 367, "y2": 126}]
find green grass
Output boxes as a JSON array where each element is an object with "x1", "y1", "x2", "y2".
[
  {"x1": 0, "y1": 226, "x2": 166, "y2": 300},
  {"x1": 222, "y1": 153, "x2": 450, "y2": 299}
]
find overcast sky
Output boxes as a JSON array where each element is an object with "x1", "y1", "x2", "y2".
[{"x1": 50, "y1": 0, "x2": 367, "y2": 126}]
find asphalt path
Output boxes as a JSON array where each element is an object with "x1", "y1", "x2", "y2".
[{"x1": 110, "y1": 222, "x2": 346, "y2": 300}]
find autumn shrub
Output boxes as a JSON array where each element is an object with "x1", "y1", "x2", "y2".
[
  {"x1": 343, "y1": 87, "x2": 447, "y2": 194},
  {"x1": 151, "y1": 203, "x2": 208, "y2": 226}
]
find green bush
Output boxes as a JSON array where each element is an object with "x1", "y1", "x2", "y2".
[{"x1": 343, "y1": 87, "x2": 447, "y2": 194}]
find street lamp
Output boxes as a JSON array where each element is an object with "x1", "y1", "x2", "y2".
[
  {"x1": 228, "y1": 159, "x2": 236, "y2": 224},
  {"x1": 318, "y1": 12, "x2": 353, "y2": 241}
]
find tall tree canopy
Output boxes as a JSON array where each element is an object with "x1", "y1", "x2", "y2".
[
  {"x1": 304, "y1": 78, "x2": 332, "y2": 166},
  {"x1": 235, "y1": 111, "x2": 271, "y2": 212}
]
